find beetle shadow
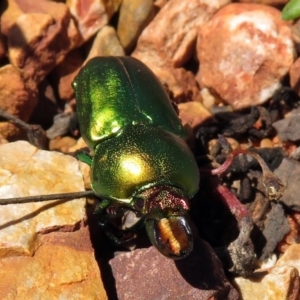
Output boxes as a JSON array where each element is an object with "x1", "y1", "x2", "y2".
[{"x1": 175, "y1": 226, "x2": 231, "y2": 291}]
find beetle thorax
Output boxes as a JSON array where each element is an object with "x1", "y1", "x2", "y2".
[{"x1": 134, "y1": 185, "x2": 190, "y2": 218}]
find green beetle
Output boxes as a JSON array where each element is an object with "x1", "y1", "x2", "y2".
[{"x1": 72, "y1": 56, "x2": 200, "y2": 259}]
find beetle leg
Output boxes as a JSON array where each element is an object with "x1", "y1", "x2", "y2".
[
  {"x1": 76, "y1": 152, "x2": 93, "y2": 166},
  {"x1": 94, "y1": 199, "x2": 137, "y2": 245}
]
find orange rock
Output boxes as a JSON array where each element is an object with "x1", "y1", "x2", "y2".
[
  {"x1": 85, "y1": 25, "x2": 125, "y2": 63},
  {"x1": 0, "y1": 33, "x2": 6, "y2": 60},
  {"x1": 67, "y1": 0, "x2": 122, "y2": 44},
  {"x1": 133, "y1": 0, "x2": 230, "y2": 68},
  {"x1": 239, "y1": 0, "x2": 288, "y2": 4},
  {"x1": 0, "y1": 64, "x2": 38, "y2": 139},
  {"x1": 0, "y1": 226, "x2": 107, "y2": 299},
  {"x1": 0, "y1": 141, "x2": 86, "y2": 256},
  {"x1": 132, "y1": 0, "x2": 230, "y2": 102},
  {"x1": 117, "y1": 0, "x2": 155, "y2": 52},
  {"x1": 50, "y1": 48, "x2": 85, "y2": 101},
  {"x1": 178, "y1": 101, "x2": 212, "y2": 130},
  {"x1": 290, "y1": 57, "x2": 300, "y2": 96},
  {"x1": 0, "y1": 141, "x2": 106, "y2": 298},
  {"x1": 233, "y1": 266, "x2": 300, "y2": 300},
  {"x1": 1, "y1": 0, "x2": 81, "y2": 83},
  {"x1": 49, "y1": 136, "x2": 77, "y2": 152},
  {"x1": 197, "y1": 3, "x2": 295, "y2": 110}
]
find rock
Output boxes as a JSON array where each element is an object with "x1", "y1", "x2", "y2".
[
  {"x1": 0, "y1": 141, "x2": 86, "y2": 255},
  {"x1": 0, "y1": 64, "x2": 37, "y2": 139},
  {"x1": 46, "y1": 112, "x2": 75, "y2": 140},
  {"x1": 153, "y1": 0, "x2": 168, "y2": 10},
  {"x1": 273, "y1": 108, "x2": 300, "y2": 142},
  {"x1": 233, "y1": 266, "x2": 299, "y2": 300},
  {"x1": 134, "y1": 63, "x2": 200, "y2": 103},
  {"x1": 178, "y1": 101, "x2": 212, "y2": 130},
  {"x1": 239, "y1": 0, "x2": 288, "y2": 4},
  {"x1": 259, "y1": 203, "x2": 290, "y2": 260},
  {"x1": 277, "y1": 244, "x2": 300, "y2": 273},
  {"x1": 110, "y1": 239, "x2": 239, "y2": 300},
  {"x1": 0, "y1": 226, "x2": 107, "y2": 299},
  {"x1": 0, "y1": 32, "x2": 6, "y2": 61},
  {"x1": 0, "y1": 141, "x2": 106, "y2": 298},
  {"x1": 278, "y1": 212, "x2": 300, "y2": 253},
  {"x1": 67, "y1": 0, "x2": 121, "y2": 43},
  {"x1": 50, "y1": 48, "x2": 85, "y2": 101},
  {"x1": 197, "y1": 3, "x2": 295, "y2": 110},
  {"x1": 85, "y1": 26, "x2": 125, "y2": 62},
  {"x1": 132, "y1": 0, "x2": 230, "y2": 102},
  {"x1": 260, "y1": 138, "x2": 274, "y2": 148},
  {"x1": 274, "y1": 158, "x2": 300, "y2": 210},
  {"x1": 1, "y1": 0, "x2": 80, "y2": 83},
  {"x1": 133, "y1": 0, "x2": 230, "y2": 68},
  {"x1": 29, "y1": 79, "x2": 58, "y2": 129},
  {"x1": 117, "y1": 0, "x2": 155, "y2": 52},
  {"x1": 49, "y1": 136, "x2": 77, "y2": 152},
  {"x1": 290, "y1": 57, "x2": 300, "y2": 96}
]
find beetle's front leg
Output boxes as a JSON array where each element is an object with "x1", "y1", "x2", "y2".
[
  {"x1": 76, "y1": 152, "x2": 93, "y2": 166},
  {"x1": 94, "y1": 199, "x2": 138, "y2": 245}
]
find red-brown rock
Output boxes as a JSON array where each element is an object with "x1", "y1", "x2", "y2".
[
  {"x1": 133, "y1": 0, "x2": 230, "y2": 68},
  {"x1": 0, "y1": 226, "x2": 107, "y2": 299},
  {"x1": 50, "y1": 48, "x2": 85, "y2": 101},
  {"x1": 67, "y1": 0, "x2": 122, "y2": 43},
  {"x1": 1, "y1": 0, "x2": 80, "y2": 83},
  {"x1": 132, "y1": 0, "x2": 230, "y2": 103},
  {"x1": 0, "y1": 64, "x2": 37, "y2": 139},
  {"x1": 110, "y1": 239, "x2": 239, "y2": 300},
  {"x1": 197, "y1": 3, "x2": 295, "y2": 110}
]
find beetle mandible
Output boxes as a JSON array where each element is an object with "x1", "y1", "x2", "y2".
[{"x1": 72, "y1": 56, "x2": 200, "y2": 259}]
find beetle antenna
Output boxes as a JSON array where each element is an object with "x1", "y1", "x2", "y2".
[{"x1": 0, "y1": 190, "x2": 95, "y2": 205}]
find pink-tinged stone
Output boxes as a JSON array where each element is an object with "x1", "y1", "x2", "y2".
[
  {"x1": 85, "y1": 26, "x2": 125, "y2": 63},
  {"x1": 0, "y1": 64, "x2": 38, "y2": 139},
  {"x1": 0, "y1": 226, "x2": 107, "y2": 299},
  {"x1": 0, "y1": 141, "x2": 86, "y2": 256},
  {"x1": 1, "y1": 0, "x2": 81, "y2": 83},
  {"x1": 197, "y1": 3, "x2": 295, "y2": 110},
  {"x1": 67, "y1": 0, "x2": 122, "y2": 43},
  {"x1": 239, "y1": 0, "x2": 288, "y2": 4},
  {"x1": 233, "y1": 266, "x2": 300, "y2": 300},
  {"x1": 132, "y1": 0, "x2": 230, "y2": 102},
  {"x1": 110, "y1": 239, "x2": 239, "y2": 300},
  {"x1": 132, "y1": 0, "x2": 230, "y2": 68}
]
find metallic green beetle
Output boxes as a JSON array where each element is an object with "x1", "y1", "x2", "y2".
[{"x1": 72, "y1": 56, "x2": 200, "y2": 259}]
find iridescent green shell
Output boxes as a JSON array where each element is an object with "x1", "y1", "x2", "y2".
[
  {"x1": 72, "y1": 56, "x2": 187, "y2": 149},
  {"x1": 73, "y1": 56, "x2": 199, "y2": 203}
]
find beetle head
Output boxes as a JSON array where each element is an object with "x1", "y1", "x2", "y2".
[{"x1": 133, "y1": 185, "x2": 193, "y2": 259}]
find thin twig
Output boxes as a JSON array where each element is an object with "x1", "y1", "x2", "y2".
[
  {"x1": 0, "y1": 108, "x2": 47, "y2": 149},
  {"x1": 0, "y1": 190, "x2": 95, "y2": 205}
]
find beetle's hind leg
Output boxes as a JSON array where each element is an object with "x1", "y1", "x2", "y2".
[{"x1": 94, "y1": 199, "x2": 138, "y2": 246}]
